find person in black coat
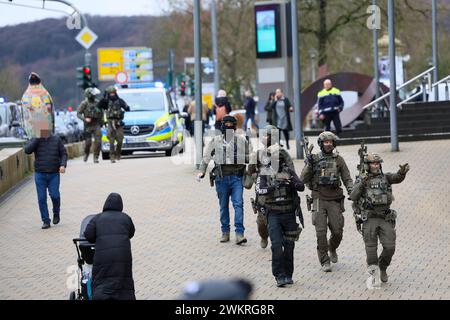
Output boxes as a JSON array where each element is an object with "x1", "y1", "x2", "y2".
[
  {"x1": 24, "y1": 133, "x2": 67, "y2": 229},
  {"x1": 84, "y1": 193, "x2": 136, "y2": 300}
]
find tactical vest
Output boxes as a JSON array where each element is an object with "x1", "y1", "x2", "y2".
[
  {"x1": 107, "y1": 99, "x2": 124, "y2": 120},
  {"x1": 363, "y1": 174, "x2": 393, "y2": 210},
  {"x1": 215, "y1": 136, "x2": 246, "y2": 176},
  {"x1": 257, "y1": 171, "x2": 295, "y2": 213},
  {"x1": 84, "y1": 100, "x2": 102, "y2": 120},
  {"x1": 311, "y1": 153, "x2": 341, "y2": 189}
]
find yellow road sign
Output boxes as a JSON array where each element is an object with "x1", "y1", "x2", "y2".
[
  {"x1": 98, "y1": 48, "x2": 124, "y2": 81},
  {"x1": 97, "y1": 47, "x2": 153, "y2": 82},
  {"x1": 75, "y1": 27, "x2": 97, "y2": 50}
]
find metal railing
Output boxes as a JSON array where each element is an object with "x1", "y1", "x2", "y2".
[
  {"x1": 397, "y1": 73, "x2": 450, "y2": 108},
  {"x1": 362, "y1": 66, "x2": 436, "y2": 110}
]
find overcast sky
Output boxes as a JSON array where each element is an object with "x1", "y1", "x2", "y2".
[{"x1": 0, "y1": 0, "x2": 170, "y2": 27}]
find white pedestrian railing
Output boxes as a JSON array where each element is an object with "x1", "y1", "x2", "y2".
[{"x1": 363, "y1": 66, "x2": 436, "y2": 111}]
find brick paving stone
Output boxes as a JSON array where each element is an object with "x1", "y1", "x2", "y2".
[{"x1": 0, "y1": 138, "x2": 449, "y2": 299}]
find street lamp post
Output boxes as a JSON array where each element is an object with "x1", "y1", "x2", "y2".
[
  {"x1": 432, "y1": 0, "x2": 439, "y2": 100},
  {"x1": 194, "y1": 0, "x2": 203, "y2": 166},
  {"x1": 388, "y1": 0, "x2": 399, "y2": 151},
  {"x1": 211, "y1": 0, "x2": 220, "y2": 96},
  {"x1": 291, "y1": 0, "x2": 303, "y2": 159}
]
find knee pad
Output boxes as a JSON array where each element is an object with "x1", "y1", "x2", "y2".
[{"x1": 382, "y1": 245, "x2": 395, "y2": 255}]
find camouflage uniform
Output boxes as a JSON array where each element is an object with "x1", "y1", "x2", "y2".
[
  {"x1": 350, "y1": 153, "x2": 409, "y2": 284},
  {"x1": 98, "y1": 86, "x2": 130, "y2": 162},
  {"x1": 300, "y1": 131, "x2": 353, "y2": 270},
  {"x1": 77, "y1": 89, "x2": 103, "y2": 162}
]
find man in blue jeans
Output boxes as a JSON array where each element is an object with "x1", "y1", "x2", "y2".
[
  {"x1": 197, "y1": 116, "x2": 252, "y2": 244},
  {"x1": 25, "y1": 131, "x2": 67, "y2": 229}
]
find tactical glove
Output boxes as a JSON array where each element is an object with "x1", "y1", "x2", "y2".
[{"x1": 398, "y1": 163, "x2": 410, "y2": 175}]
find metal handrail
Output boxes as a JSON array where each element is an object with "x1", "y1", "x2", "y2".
[
  {"x1": 363, "y1": 66, "x2": 436, "y2": 110},
  {"x1": 432, "y1": 75, "x2": 450, "y2": 88},
  {"x1": 397, "y1": 74, "x2": 450, "y2": 108},
  {"x1": 397, "y1": 90, "x2": 423, "y2": 107}
]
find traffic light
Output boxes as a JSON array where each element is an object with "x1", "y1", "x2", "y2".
[
  {"x1": 180, "y1": 80, "x2": 186, "y2": 96},
  {"x1": 190, "y1": 79, "x2": 195, "y2": 97},
  {"x1": 76, "y1": 65, "x2": 93, "y2": 90}
]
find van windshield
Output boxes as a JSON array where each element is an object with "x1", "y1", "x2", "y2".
[{"x1": 118, "y1": 91, "x2": 165, "y2": 112}]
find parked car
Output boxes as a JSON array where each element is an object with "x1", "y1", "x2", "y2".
[
  {"x1": 0, "y1": 102, "x2": 23, "y2": 138},
  {"x1": 55, "y1": 111, "x2": 81, "y2": 144}
]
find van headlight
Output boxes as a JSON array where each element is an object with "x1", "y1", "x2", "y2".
[{"x1": 156, "y1": 121, "x2": 169, "y2": 131}]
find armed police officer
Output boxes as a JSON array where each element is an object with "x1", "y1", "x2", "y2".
[
  {"x1": 249, "y1": 125, "x2": 304, "y2": 287},
  {"x1": 197, "y1": 116, "x2": 252, "y2": 245},
  {"x1": 98, "y1": 86, "x2": 130, "y2": 163},
  {"x1": 77, "y1": 87, "x2": 103, "y2": 163},
  {"x1": 246, "y1": 125, "x2": 297, "y2": 249},
  {"x1": 349, "y1": 152, "x2": 409, "y2": 288},
  {"x1": 300, "y1": 131, "x2": 353, "y2": 272}
]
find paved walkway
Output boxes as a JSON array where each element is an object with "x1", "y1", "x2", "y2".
[{"x1": 0, "y1": 138, "x2": 449, "y2": 299}]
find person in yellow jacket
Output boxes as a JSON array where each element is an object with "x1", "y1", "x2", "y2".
[{"x1": 317, "y1": 79, "x2": 344, "y2": 136}]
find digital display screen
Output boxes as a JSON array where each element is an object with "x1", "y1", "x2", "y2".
[{"x1": 255, "y1": 4, "x2": 281, "y2": 58}]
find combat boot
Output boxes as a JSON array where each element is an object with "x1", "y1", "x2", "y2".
[
  {"x1": 220, "y1": 232, "x2": 230, "y2": 243},
  {"x1": 380, "y1": 268, "x2": 388, "y2": 283},
  {"x1": 260, "y1": 237, "x2": 268, "y2": 249},
  {"x1": 235, "y1": 233, "x2": 247, "y2": 245},
  {"x1": 321, "y1": 263, "x2": 332, "y2": 272},
  {"x1": 329, "y1": 249, "x2": 338, "y2": 263},
  {"x1": 285, "y1": 276, "x2": 294, "y2": 285},
  {"x1": 276, "y1": 277, "x2": 288, "y2": 288},
  {"x1": 366, "y1": 265, "x2": 381, "y2": 290}
]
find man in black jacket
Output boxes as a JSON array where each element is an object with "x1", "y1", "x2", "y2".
[
  {"x1": 84, "y1": 193, "x2": 136, "y2": 300},
  {"x1": 24, "y1": 133, "x2": 67, "y2": 229}
]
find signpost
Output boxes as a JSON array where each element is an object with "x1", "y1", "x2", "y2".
[
  {"x1": 75, "y1": 27, "x2": 97, "y2": 50},
  {"x1": 97, "y1": 47, "x2": 154, "y2": 82}
]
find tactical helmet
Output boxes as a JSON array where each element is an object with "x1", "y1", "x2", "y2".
[
  {"x1": 317, "y1": 131, "x2": 337, "y2": 149},
  {"x1": 365, "y1": 152, "x2": 383, "y2": 163},
  {"x1": 105, "y1": 85, "x2": 117, "y2": 95},
  {"x1": 318, "y1": 131, "x2": 337, "y2": 145},
  {"x1": 84, "y1": 88, "x2": 94, "y2": 98}
]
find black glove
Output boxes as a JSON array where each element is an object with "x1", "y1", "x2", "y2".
[{"x1": 398, "y1": 163, "x2": 410, "y2": 175}]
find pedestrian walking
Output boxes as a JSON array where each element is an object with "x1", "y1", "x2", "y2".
[
  {"x1": 24, "y1": 131, "x2": 67, "y2": 229},
  {"x1": 243, "y1": 90, "x2": 259, "y2": 131},
  {"x1": 264, "y1": 92, "x2": 275, "y2": 125},
  {"x1": 84, "y1": 192, "x2": 136, "y2": 300},
  {"x1": 270, "y1": 89, "x2": 293, "y2": 149}
]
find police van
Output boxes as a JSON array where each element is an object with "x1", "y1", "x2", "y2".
[{"x1": 101, "y1": 82, "x2": 185, "y2": 159}]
